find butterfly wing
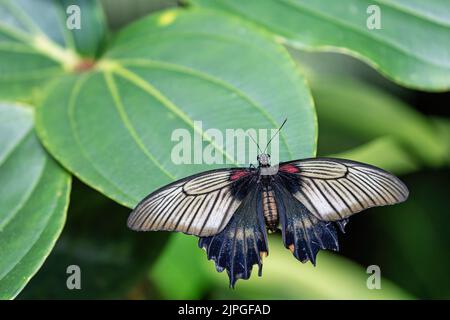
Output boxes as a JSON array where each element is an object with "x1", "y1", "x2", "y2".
[
  {"x1": 278, "y1": 157, "x2": 409, "y2": 221},
  {"x1": 198, "y1": 184, "x2": 268, "y2": 288},
  {"x1": 273, "y1": 157, "x2": 409, "y2": 263},
  {"x1": 127, "y1": 168, "x2": 255, "y2": 237},
  {"x1": 271, "y1": 181, "x2": 339, "y2": 265}
]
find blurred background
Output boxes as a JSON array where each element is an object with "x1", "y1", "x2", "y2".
[{"x1": 14, "y1": 0, "x2": 450, "y2": 299}]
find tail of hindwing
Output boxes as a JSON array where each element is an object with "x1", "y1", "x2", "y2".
[{"x1": 198, "y1": 188, "x2": 268, "y2": 288}]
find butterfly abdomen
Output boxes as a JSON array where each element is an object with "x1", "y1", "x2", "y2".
[{"x1": 262, "y1": 185, "x2": 278, "y2": 232}]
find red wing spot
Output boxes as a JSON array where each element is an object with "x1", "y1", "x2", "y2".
[
  {"x1": 280, "y1": 164, "x2": 300, "y2": 174},
  {"x1": 230, "y1": 170, "x2": 250, "y2": 181}
]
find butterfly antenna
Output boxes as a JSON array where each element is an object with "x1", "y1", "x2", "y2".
[
  {"x1": 263, "y1": 118, "x2": 287, "y2": 153},
  {"x1": 248, "y1": 132, "x2": 263, "y2": 154}
]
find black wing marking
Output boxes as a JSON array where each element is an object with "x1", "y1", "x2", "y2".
[
  {"x1": 279, "y1": 158, "x2": 409, "y2": 221},
  {"x1": 198, "y1": 185, "x2": 268, "y2": 288},
  {"x1": 272, "y1": 181, "x2": 343, "y2": 265},
  {"x1": 127, "y1": 168, "x2": 254, "y2": 237}
]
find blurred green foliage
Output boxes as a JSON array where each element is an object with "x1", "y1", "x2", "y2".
[
  {"x1": 0, "y1": 0, "x2": 448, "y2": 300},
  {"x1": 19, "y1": 179, "x2": 167, "y2": 299}
]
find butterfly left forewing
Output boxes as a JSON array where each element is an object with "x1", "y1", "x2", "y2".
[{"x1": 127, "y1": 168, "x2": 255, "y2": 236}]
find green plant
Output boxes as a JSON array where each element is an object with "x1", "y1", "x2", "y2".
[{"x1": 0, "y1": 0, "x2": 448, "y2": 299}]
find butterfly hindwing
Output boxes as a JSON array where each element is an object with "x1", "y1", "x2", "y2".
[
  {"x1": 198, "y1": 185, "x2": 268, "y2": 288},
  {"x1": 127, "y1": 168, "x2": 255, "y2": 236},
  {"x1": 272, "y1": 180, "x2": 341, "y2": 264}
]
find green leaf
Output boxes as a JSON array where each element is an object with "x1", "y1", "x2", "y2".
[
  {"x1": 190, "y1": 0, "x2": 450, "y2": 91},
  {"x1": 432, "y1": 117, "x2": 450, "y2": 166},
  {"x1": 18, "y1": 179, "x2": 168, "y2": 299},
  {"x1": 59, "y1": 0, "x2": 108, "y2": 57},
  {"x1": 330, "y1": 136, "x2": 419, "y2": 175},
  {"x1": 36, "y1": 8, "x2": 317, "y2": 208},
  {"x1": 152, "y1": 233, "x2": 413, "y2": 299},
  {"x1": 100, "y1": 0, "x2": 178, "y2": 30},
  {"x1": 0, "y1": 0, "x2": 107, "y2": 101},
  {"x1": 0, "y1": 103, "x2": 71, "y2": 299}
]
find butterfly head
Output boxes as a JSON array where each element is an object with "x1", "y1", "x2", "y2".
[{"x1": 257, "y1": 153, "x2": 271, "y2": 167}]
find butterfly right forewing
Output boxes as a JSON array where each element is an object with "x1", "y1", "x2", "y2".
[{"x1": 278, "y1": 158, "x2": 409, "y2": 221}]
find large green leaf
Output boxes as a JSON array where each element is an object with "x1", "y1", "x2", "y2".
[
  {"x1": 0, "y1": 103, "x2": 71, "y2": 299},
  {"x1": 191, "y1": 0, "x2": 450, "y2": 91},
  {"x1": 36, "y1": 8, "x2": 317, "y2": 208},
  {"x1": 152, "y1": 233, "x2": 412, "y2": 299},
  {"x1": 0, "y1": 0, "x2": 107, "y2": 101}
]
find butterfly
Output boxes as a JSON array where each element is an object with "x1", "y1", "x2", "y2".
[{"x1": 127, "y1": 121, "x2": 409, "y2": 287}]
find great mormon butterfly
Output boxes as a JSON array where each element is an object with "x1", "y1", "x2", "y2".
[{"x1": 127, "y1": 121, "x2": 409, "y2": 287}]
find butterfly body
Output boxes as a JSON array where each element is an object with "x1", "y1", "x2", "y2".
[
  {"x1": 128, "y1": 154, "x2": 408, "y2": 287},
  {"x1": 262, "y1": 184, "x2": 279, "y2": 232}
]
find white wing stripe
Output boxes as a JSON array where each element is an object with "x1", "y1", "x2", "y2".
[
  {"x1": 147, "y1": 189, "x2": 182, "y2": 223},
  {"x1": 327, "y1": 179, "x2": 363, "y2": 212},
  {"x1": 151, "y1": 192, "x2": 185, "y2": 229},
  {"x1": 138, "y1": 186, "x2": 179, "y2": 223},
  {"x1": 133, "y1": 193, "x2": 170, "y2": 228},
  {"x1": 132, "y1": 197, "x2": 164, "y2": 227},
  {"x1": 353, "y1": 167, "x2": 407, "y2": 197},
  {"x1": 184, "y1": 180, "x2": 233, "y2": 195},
  {"x1": 349, "y1": 172, "x2": 388, "y2": 205},
  {"x1": 346, "y1": 174, "x2": 379, "y2": 206},
  {"x1": 194, "y1": 191, "x2": 219, "y2": 234},
  {"x1": 199, "y1": 191, "x2": 223, "y2": 234},
  {"x1": 338, "y1": 178, "x2": 372, "y2": 207},
  {"x1": 183, "y1": 172, "x2": 232, "y2": 194},
  {"x1": 312, "y1": 179, "x2": 345, "y2": 219},
  {"x1": 301, "y1": 178, "x2": 336, "y2": 216},
  {"x1": 321, "y1": 180, "x2": 351, "y2": 216},
  {"x1": 186, "y1": 195, "x2": 208, "y2": 233},
  {"x1": 369, "y1": 175, "x2": 403, "y2": 200},
  {"x1": 167, "y1": 196, "x2": 195, "y2": 229},
  {"x1": 352, "y1": 170, "x2": 398, "y2": 202}
]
